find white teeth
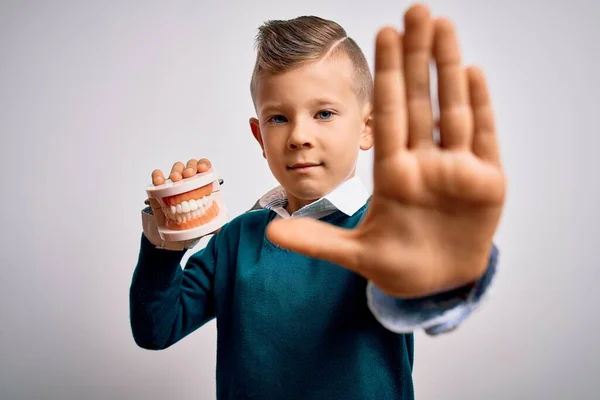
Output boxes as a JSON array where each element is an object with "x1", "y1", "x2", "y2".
[
  {"x1": 166, "y1": 193, "x2": 214, "y2": 223},
  {"x1": 181, "y1": 201, "x2": 190, "y2": 213}
]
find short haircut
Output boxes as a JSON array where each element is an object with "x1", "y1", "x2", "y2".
[{"x1": 250, "y1": 16, "x2": 373, "y2": 108}]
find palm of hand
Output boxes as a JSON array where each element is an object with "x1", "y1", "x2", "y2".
[{"x1": 266, "y1": 5, "x2": 506, "y2": 298}]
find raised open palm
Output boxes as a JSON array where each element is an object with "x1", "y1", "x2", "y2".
[{"x1": 266, "y1": 4, "x2": 506, "y2": 298}]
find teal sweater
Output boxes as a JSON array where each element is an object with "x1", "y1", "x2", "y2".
[{"x1": 130, "y1": 204, "x2": 415, "y2": 399}]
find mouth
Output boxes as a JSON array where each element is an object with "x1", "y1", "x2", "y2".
[{"x1": 287, "y1": 162, "x2": 323, "y2": 173}]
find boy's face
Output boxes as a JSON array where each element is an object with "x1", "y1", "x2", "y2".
[{"x1": 250, "y1": 54, "x2": 373, "y2": 212}]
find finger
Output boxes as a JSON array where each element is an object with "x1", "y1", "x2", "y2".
[
  {"x1": 147, "y1": 198, "x2": 166, "y2": 224},
  {"x1": 183, "y1": 159, "x2": 198, "y2": 178},
  {"x1": 169, "y1": 161, "x2": 184, "y2": 182},
  {"x1": 266, "y1": 218, "x2": 364, "y2": 274},
  {"x1": 197, "y1": 158, "x2": 212, "y2": 173},
  {"x1": 148, "y1": 198, "x2": 166, "y2": 221},
  {"x1": 403, "y1": 4, "x2": 435, "y2": 149},
  {"x1": 434, "y1": 18, "x2": 472, "y2": 149},
  {"x1": 153, "y1": 206, "x2": 166, "y2": 225},
  {"x1": 151, "y1": 169, "x2": 165, "y2": 186},
  {"x1": 373, "y1": 27, "x2": 408, "y2": 162},
  {"x1": 147, "y1": 197, "x2": 161, "y2": 211},
  {"x1": 467, "y1": 67, "x2": 500, "y2": 165},
  {"x1": 433, "y1": 118, "x2": 441, "y2": 145}
]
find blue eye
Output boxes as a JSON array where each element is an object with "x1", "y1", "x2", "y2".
[
  {"x1": 316, "y1": 110, "x2": 333, "y2": 120},
  {"x1": 269, "y1": 115, "x2": 287, "y2": 124}
]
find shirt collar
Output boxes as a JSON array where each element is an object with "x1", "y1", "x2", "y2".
[{"x1": 256, "y1": 176, "x2": 370, "y2": 219}]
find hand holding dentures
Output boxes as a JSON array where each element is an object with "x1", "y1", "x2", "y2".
[{"x1": 145, "y1": 158, "x2": 227, "y2": 241}]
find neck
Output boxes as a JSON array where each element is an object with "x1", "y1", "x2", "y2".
[{"x1": 284, "y1": 168, "x2": 356, "y2": 215}]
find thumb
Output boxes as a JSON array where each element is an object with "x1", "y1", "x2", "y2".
[
  {"x1": 266, "y1": 218, "x2": 362, "y2": 273},
  {"x1": 147, "y1": 197, "x2": 162, "y2": 211},
  {"x1": 147, "y1": 198, "x2": 166, "y2": 225}
]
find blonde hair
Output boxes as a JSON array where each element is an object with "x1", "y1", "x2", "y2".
[{"x1": 250, "y1": 16, "x2": 373, "y2": 107}]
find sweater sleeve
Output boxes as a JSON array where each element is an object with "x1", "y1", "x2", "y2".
[
  {"x1": 129, "y1": 231, "x2": 221, "y2": 350},
  {"x1": 366, "y1": 243, "x2": 499, "y2": 336}
]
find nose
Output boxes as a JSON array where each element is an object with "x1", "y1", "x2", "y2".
[{"x1": 287, "y1": 121, "x2": 314, "y2": 150}]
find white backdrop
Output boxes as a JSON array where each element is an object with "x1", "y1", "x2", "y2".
[{"x1": 1, "y1": 0, "x2": 598, "y2": 399}]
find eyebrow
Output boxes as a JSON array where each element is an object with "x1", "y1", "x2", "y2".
[
  {"x1": 259, "y1": 103, "x2": 284, "y2": 116},
  {"x1": 310, "y1": 98, "x2": 342, "y2": 107},
  {"x1": 259, "y1": 98, "x2": 343, "y2": 116}
]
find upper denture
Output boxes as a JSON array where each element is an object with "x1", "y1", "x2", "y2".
[{"x1": 164, "y1": 182, "x2": 214, "y2": 206}]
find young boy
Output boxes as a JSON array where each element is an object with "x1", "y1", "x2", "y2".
[{"x1": 130, "y1": 4, "x2": 505, "y2": 399}]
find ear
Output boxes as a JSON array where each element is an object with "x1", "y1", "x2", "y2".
[
  {"x1": 249, "y1": 117, "x2": 266, "y2": 159},
  {"x1": 359, "y1": 106, "x2": 374, "y2": 151}
]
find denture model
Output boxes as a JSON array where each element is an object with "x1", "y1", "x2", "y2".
[{"x1": 145, "y1": 169, "x2": 228, "y2": 241}]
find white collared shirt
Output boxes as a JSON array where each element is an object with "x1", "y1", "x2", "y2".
[{"x1": 256, "y1": 176, "x2": 371, "y2": 220}]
